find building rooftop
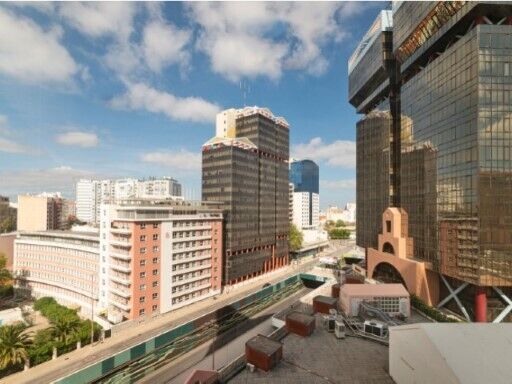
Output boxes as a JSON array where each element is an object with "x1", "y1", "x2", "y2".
[
  {"x1": 340, "y1": 283, "x2": 409, "y2": 297},
  {"x1": 230, "y1": 316, "x2": 394, "y2": 384},
  {"x1": 17, "y1": 230, "x2": 99, "y2": 241},
  {"x1": 391, "y1": 323, "x2": 512, "y2": 384}
]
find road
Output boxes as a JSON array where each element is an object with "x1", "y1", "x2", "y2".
[{"x1": 2, "y1": 240, "x2": 354, "y2": 384}]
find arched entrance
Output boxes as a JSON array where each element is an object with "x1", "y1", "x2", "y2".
[{"x1": 372, "y1": 262, "x2": 407, "y2": 289}]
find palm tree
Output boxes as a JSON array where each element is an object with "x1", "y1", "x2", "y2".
[
  {"x1": 0, "y1": 324, "x2": 31, "y2": 369},
  {"x1": 49, "y1": 317, "x2": 80, "y2": 345}
]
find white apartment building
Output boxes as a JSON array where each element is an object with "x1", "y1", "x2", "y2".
[
  {"x1": 292, "y1": 192, "x2": 319, "y2": 230},
  {"x1": 76, "y1": 177, "x2": 183, "y2": 224},
  {"x1": 14, "y1": 231, "x2": 100, "y2": 317}
]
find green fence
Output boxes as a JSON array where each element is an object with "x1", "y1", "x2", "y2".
[{"x1": 55, "y1": 273, "x2": 323, "y2": 384}]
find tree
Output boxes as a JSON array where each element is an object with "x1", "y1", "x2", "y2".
[
  {"x1": 289, "y1": 224, "x2": 304, "y2": 252},
  {"x1": 0, "y1": 253, "x2": 12, "y2": 287},
  {"x1": 328, "y1": 228, "x2": 350, "y2": 240},
  {"x1": 0, "y1": 324, "x2": 31, "y2": 370},
  {"x1": 323, "y1": 220, "x2": 335, "y2": 231},
  {"x1": 335, "y1": 220, "x2": 346, "y2": 227},
  {"x1": 0, "y1": 216, "x2": 15, "y2": 233},
  {"x1": 49, "y1": 317, "x2": 80, "y2": 345}
]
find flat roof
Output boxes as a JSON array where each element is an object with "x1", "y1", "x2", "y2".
[
  {"x1": 340, "y1": 283, "x2": 409, "y2": 297},
  {"x1": 313, "y1": 295, "x2": 338, "y2": 305},
  {"x1": 286, "y1": 311, "x2": 315, "y2": 325}
]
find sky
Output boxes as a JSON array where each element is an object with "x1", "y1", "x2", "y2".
[{"x1": 0, "y1": 2, "x2": 385, "y2": 209}]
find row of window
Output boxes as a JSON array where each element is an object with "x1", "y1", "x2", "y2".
[
  {"x1": 139, "y1": 269, "x2": 159, "y2": 278},
  {"x1": 172, "y1": 240, "x2": 211, "y2": 250},
  {"x1": 172, "y1": 230, "x2": 211, "y2": 239},
  {"x1": 172, "y1": 270, "x2": 210, "y2": 282},
  {"x1": 139, "y1": 258, "x2": 159, "y2": 266},
  {"x1": 138, "y1": 305, "x2": 158, "y2": 316},
  {"x1": 172, "y1": 279, "x2": 210, "y2": 294},
  {"x1": 139, "y1": 281, "x2": 158, "y2": 290},
  {"x1": 171, "y1": 288, "x2": 210, "y2": 304},
  {"x1": 139, "y1": 234, "x2": 159, "y2": 241},
  {"x1": 139, "y1": 223, "x2": 159, "y2": 229},
  {"x1": 139, "y1": 293, "x2": 158, "y2": 302},
  {"x1": 139, "y1": 246, "x2": 159, "y2": 254}
]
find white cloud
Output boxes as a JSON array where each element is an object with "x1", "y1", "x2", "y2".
[
  {"x1": 141, "y1": 150, "x2": 201, "y2": 171},
  {"x1": 0, "y1": 114, "x2": 30, "y2": 153},
  {"x1": 320, "y1": 179, "x2": 356, "y2": 190},
  {"x1": 0, "y1": 8, "x2": 78, "y2": 84},
  {"x1": 55, "y1": 131, "x2": 99, "y2": 148},
  {"x1": 58, "y1": 2, "x2": 136, "y2": 41},
  {"x1": 187, "y1": 2, "x2": 361, "y2": 82},
  {"x1": 110, "y1": 82, "x2": 221, "y2": 123},
  {"x1": 0, "y1": 166, "x2": 96, "y2": 198},
  {"x1": 142, "y1": 20, "x2": 191, "y2": 73},
  {"x1": 292, "y1": 137, "x2": 356, "y2": 168}
]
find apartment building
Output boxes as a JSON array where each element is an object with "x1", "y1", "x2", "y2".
[
  {"x1": 202, "y1": 107, "x2": 289, "y2": 285},
  {"x1": 99, "y1": 200, "x2": 223, "y2": 322},
  {"x1": 76, "y1": 177, "x2": 183, "y2": 224},
  {"x1": 14, "y1": 231, "x2": 100, "y2": 317},
  {"x1": 17, "y1": 193, "x2": 68, "y2": 231},
  {"x1": 292, "y1": 192, "x2": 319, "y2": 230}
]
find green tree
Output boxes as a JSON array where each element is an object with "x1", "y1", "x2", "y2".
[
  {"x1": 289, "y1": 223, "x2": 304, "y2": 252},
  {"x1": 0, "y1": 324, "x2": 31, "y2": 370},
  {"x1": 49, "y1": 317, "x2": 80, "y2": 345},
  {"x1": 0, "y1": 216, "x2": 15, "y2": 233},
  {"x1": 0, "y1": 253, "x2": 12, "y2": 287},
  {"x1": 335, "y1": 220, "x2": 346, "y2": 227},
  {"x1": 328, "y1": 228, "x2": 350, "y2": 240}
]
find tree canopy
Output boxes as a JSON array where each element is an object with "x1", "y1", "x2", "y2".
[{"x1": 289, "y1": 223, "x2": 304, "y2": 252}]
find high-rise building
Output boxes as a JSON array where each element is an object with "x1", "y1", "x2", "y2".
[
  {"x1": 202, "y1": 107, "x2": 290, "y2": 284},
  {"x1": 289, "y1": 183, "x2": 294, "y2": 223},
  {"x1": 350, "y1": 3, "x2": 512, "y2": 322},
  {"x1": 290, "y1": 159, "x2": 320, "y2": 227},
  {"x1": 76, "y1": 177, "x2": 183, "y2": 224},
  {"x1": 292, "y1": 191, "x2": 319, "y2": 229},
  {"x1": 17, "y1": 193, "x2": 67, "y2": 231}
]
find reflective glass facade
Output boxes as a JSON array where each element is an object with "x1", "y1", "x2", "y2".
[
  {"x1": 290, "y1": 159, "x2": 319, "y2": 227},
  {"x1": 351, "y1": 2, "x2": 512, "y2": 290}
]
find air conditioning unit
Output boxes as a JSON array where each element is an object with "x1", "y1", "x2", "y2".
[
  {"x1": 247, "y1": 363, "x2": 256, "y2": 373},
  {"x1": 334, "y1": 320, "x2": 346, "y2": 339}
]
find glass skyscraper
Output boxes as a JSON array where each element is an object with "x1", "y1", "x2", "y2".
[
  {"x1": 350, "y1": 2, "x2": 512, "y2": 322},
  {"x1": 290, "y1": 159, "x2": 319, "y2": 227}
]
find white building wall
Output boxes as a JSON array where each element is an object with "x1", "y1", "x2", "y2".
[
  {"x1": 311, "y1": 193, "x2": 320, "y2": 228},
  {"x1": 160, "y1": 221, "x2": 173, "y2": 314},
  {"x1": 292, "y1": 192, "x2": 310, "y2": 229},
  {"x1": 99, "y1": 203, "x2": 114, "y2": 311},
  {"x1": 76, "y1": 179, "x2": 95, "y2": 223}
]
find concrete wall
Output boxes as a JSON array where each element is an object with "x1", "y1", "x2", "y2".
[
  {"x1": 0, "y1": 233, "x2": 15, "y2": 270},
  {"x1": 17, "y1": 195, "x2": 48, "y2": 231}
]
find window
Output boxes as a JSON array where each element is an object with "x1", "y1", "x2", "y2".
[
  {"x1": 152, "y1": 293, "x2": 158, "y2": 299},
  {"x1": 140, "y1": 223, "x2": 146, "y2": 229},
  {"x1": 153, "y1": 246, "x2": 159, "y2": 253},
  {"x1": 139, "y1": 296, "x2": 145, "y2": 303},
  {"x1": 140, "y1": 272, "x2": 146, "y2": 278},
  {"x1": 140, "y1": 247, "x2": 146, "y2": 254},
  {"x1": 152, "y1": 304, "x2": 158, "y2": 311},
  {"x1": 152, "y1": 269, "x2": 158, "y2": 276},
  {"x1": 386, "y1": 220, "x2": 391, "y2": 233},
  {"x1": 140, "y1": 284, "x2": 146, "y2": 291},
  {"x1": 153, "y1": 223, "x2": 159, "y2": 228},
  {"x1": 140, "y1": 260, "x2": 146, "y2": 267},
  {"x1": 153, "y1": 234, "x2": 159, "y2": 241},
  {"x1": 152, "y1": 257, "x2": 158, "y2": 264},
  {"x1": 140, "y1": 235, "x2": 146, "y2": 242},
  {"x1": 152, "y1": 281, "x2": 158, "y2": 288},
  {"x1": 139, "y1": 309, "x2": 145, "y2": 316}
]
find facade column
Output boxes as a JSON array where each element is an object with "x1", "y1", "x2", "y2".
[{"x1": 475, "y1": 286, "x2": 487, "y2": 323}]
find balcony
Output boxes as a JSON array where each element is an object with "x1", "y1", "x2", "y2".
[
  {"x1": 173, "y1": 224, "x2": 211, "y2": 232},
  {"x1": 110, "y1": 252, "x2": 131, "y2": 261},
  {"x1": 110, "y1": 275, "x2": 131, "y2": 286},
  {"x1": 110, "y1": 299, "x2": 130, "y2": 312},
  {"x1": 173, "y1": 253, "x2": 211, "y2": 264},
  {"x1": 110, "y1": 286, "x2": 131, "y2": 299},
  {"x1": 111, "y1": 240, "x2": 132, "y2": 249},
  {"x1": 174, "y1": 272, "x2": 211, "y2": 285},
  {"x1": 110, "y1": 227, "x2": 132, "y2": 235},
  {"x1": 172, "y1": 263, "x2": 212, "y2": 275},
  {"x1": 172, "y1": 244, "x2": 211, "y2": 253},
  {"x1": 172, "y1": 282, "x2": 211, "y2": 298},
  {"x1": 110, "y1": 264, "x2": 131, "y2": 274},
  {"x1": 173, "y1": 234, "x2": 211, "y2": 243}
]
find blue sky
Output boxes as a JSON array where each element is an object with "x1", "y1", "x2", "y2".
[{"x1": 0, "y1": 2, "x2": 384, "y2": 209}]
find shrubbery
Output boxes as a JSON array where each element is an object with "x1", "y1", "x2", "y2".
[
  {"x1": 33, "y1": 297, "x2": 79, "y2": 323},
  {"x1": 411, "y1": 294, "x2": 460, "y2": 323}
]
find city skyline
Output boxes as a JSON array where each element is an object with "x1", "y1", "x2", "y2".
[{"x1": 0, "y1": 2, "x2": 383, "y2": 208}]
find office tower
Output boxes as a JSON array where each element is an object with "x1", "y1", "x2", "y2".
[
  {"x1": 350, "y1": 3, "x2": 512, "y2": 322},
  {"x1": 292, "y1": 191, "x2": 319, "y2": 230},
  {"x1": 290, "y1": 159, "x2": 320, "y2": 227},
  {"x1": 76, "y1": 177, "x2": 183, "y2": 224},
  {"x1": 17, "y1": 193, "x2": 65, "y2": 231},
  {"x1": 202, "y1": 107, "x2": 290, "y2": 284}
]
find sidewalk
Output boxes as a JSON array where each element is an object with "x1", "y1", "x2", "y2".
[{"x1": 1, "y1": 255, "x2": 324, "y2": 384}]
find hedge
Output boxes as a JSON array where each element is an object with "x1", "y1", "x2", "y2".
[{"x1": 411, "y1": 294, "x2": 460, "y2": 323}]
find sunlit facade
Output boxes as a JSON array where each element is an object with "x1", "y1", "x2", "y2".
[{"x1": 350, "y1": 1, "x2": 512, "y2": 322}]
